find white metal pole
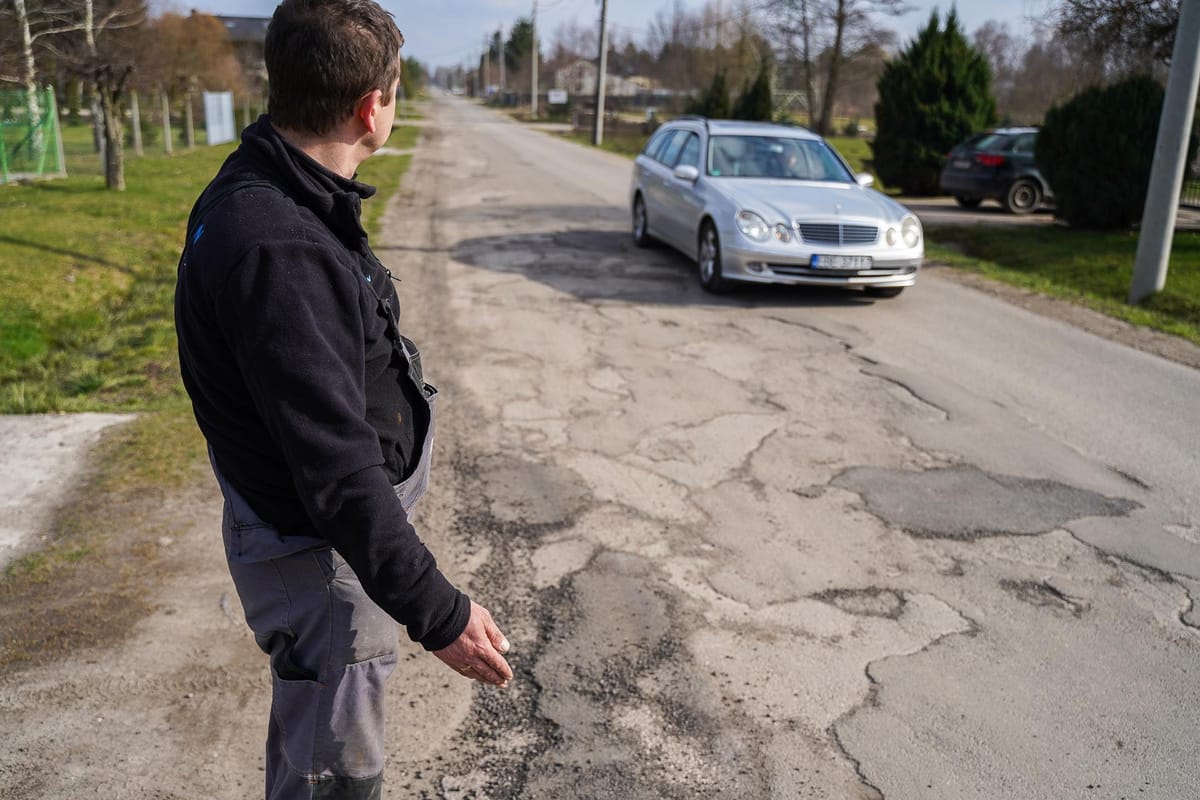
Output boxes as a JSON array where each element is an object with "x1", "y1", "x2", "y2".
[
  {"x1": 129, "y1": 89, "x2": 143, "y2": 157},
  {"x1": 161, "y1": 90, "x2": 173, "y2": 155},
  {"x1": 1130, "y1": 0, "x2": 1200, "y2": 303}
]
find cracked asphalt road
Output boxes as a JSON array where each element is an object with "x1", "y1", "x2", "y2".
[
  {"x1": 6, "y1": 95, "x2": 1196, "y2": 799},
  {"x1": 381, "y1": 97, "x2": 1199, "y2": 799}
]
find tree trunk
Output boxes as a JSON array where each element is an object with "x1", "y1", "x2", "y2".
[
  {"x1": 13, "y1": 0, "x2": 45, "y2": 156},
  {"x1": 818, "y1": 0, "x2": 847, "y2": 135},
  {"x1": 96, "y1": 66, "x2": 129, "y2": 191}
]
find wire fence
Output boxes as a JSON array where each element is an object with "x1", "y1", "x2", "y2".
[
  {"x1": 1182, "y1": 144, "x2": 1200, "y2": 208},
  {"x1": 0, "y1": 88, "x2": 66, "y2": 184}
]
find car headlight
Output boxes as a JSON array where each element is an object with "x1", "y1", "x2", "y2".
[
  {"x1": 736, "y1": 211, "x2": 770, "y2": 242},
  {"x1": 886, "y1": 227, "x2": 899, "y2": 246},
  {"x1": 901, "y1": 215, "x2": 922, "y2": 248},
  {"x1": 773, "y1": 223, "x2": 792, "y2": 243}
]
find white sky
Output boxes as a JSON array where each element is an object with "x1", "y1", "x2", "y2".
[{"x1": 178, "y1": 0, "x2": 1056, "y2": 67}]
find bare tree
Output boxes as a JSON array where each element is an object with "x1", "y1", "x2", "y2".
[
  {"x1": 3, "y1": 0, "x2": 89, "y2": 151},
  {"x1": 1056, "y1": 0, "x2": 1180, "y2": 68},
  {"x1": 1, "y1": 0, "x2": 142, "y2": 183},
  {"x1": 816, "y1": 0, "x2": 909, "y2": 135},
  {"x1": 778, "y1": 0, "x2": 817, "y2": 126},
  {"x1": 973, "y1": 21, "x2": 1019, "y2": 121}
]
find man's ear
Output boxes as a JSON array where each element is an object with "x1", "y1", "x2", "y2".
[{"x1": 355, "y1": 89, "x2": 384, "y2": 134}]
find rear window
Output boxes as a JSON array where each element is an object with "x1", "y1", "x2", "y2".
[{"x1": 972, "y1": 133, "x2": 1014, "y2": 151}]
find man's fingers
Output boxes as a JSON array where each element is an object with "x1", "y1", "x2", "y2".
[
  {"x1": 469, "y1": 658, "x2": 511, "y2": 687},
  {"x1": 472, "y1": 601, "x2": 510, "y2": 655},
  {"x1": 484, "y1": 615, "x2": 511, "y2": 654}
]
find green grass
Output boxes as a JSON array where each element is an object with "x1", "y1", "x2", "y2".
[
  {"x1": 0, "y1": 121, "x2": 418, "y2": 665},
  {"x1": 559, "y1": 130, "x2": 648, "y2": 159},
  {"x1": 386, "y1": 123, "x2": 420, "y2": 151},
  {"x1": 360, "y1": 151, "x2": 412, "y2": 236},
  {"x1": 926, "y1": 225, "x2": 1200, "y2": 345},
  {"x1": 826, "y1": 136, "x2": 873, "y2": 174},
  {"x1": 0, "y1": 123, "x2": 417, "y2": 414},
  {"x1": 0, "y1": 138, "x2": 234, "y2": 413}
]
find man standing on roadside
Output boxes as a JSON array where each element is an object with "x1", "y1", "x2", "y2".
[{"x1": 174, "y1": 1, "x2": 512, "y2": 796}]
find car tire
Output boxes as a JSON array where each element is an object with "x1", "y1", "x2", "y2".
[
  {"x1": 954, "y1": 195, "x2": 983, "y2": 209},
  {"x1": 697, "y1": 221, "x2": 731, "y2": 294},
  {"x1": 1003, "y1": 179, "x2": 1041, "y2": 214},
  {"x1": 632, "y1": 194, "x2": 655, "y2": 248},
  {"x1": 865, "y1": 286, "x2": 905, "y2": 299}
]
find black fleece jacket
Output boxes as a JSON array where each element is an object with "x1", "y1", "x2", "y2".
[{"x1": 175, "y1": 117, "x2": 469, "y2": 651}]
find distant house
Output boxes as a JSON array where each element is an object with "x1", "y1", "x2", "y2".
[
  {"x1": 553, "y1": 60, "x2": 654, "y2": 98},
  {"x1": 216, "y1": 15, "x2": 271, "y2": 88}
]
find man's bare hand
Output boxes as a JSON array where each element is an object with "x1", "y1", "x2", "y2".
[{"x1": 433, "y1": 601, "x2": 513, "y2": 687}]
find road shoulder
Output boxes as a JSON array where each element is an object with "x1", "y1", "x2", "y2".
[{"x1": 926, "y1": 262, "x2": 1200, "y2": 371}]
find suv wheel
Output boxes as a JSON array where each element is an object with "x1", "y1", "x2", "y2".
[
  {"x1": 697, "y1": 221, "x2": 730, "y2": 294},
  {"x1": 1004, "y1": 179, "x2": 1041, "y2": 215}
]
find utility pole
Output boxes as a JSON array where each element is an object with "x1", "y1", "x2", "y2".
[
  {"x1": 592, "y1": 0, "x2": 610, "y2": 146},
  {"x1": 484, "y1": 35, "x2": 491, "y2": 96},
  {"x1": 531, "y1": 0, "x2": 539, "y2": 119},
  {"x1": 498, "y1": 25, "x2": 506, "y2": 94},
  {"x1": 1130, "y1": 0, "x2": 1200, "y2": 303}
]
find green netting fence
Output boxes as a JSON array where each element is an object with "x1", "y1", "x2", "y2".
[{"x1": 1, "y1": 88, "x2": 66, "y2": 185}]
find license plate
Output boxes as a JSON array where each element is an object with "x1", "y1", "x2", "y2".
[
  {"x1": 811, "y1": 254, "x2": 872, "y2": 269},
  {"x1": 953, "y1": 158, "x2": 971, "y2": 168}
]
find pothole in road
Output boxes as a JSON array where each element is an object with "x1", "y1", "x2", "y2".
[
  {"x1": 1000, "y1": 579, "x2": 1089, "y2": 615},
  {"x1": 832, "y1": 464, "x2": 1139, "y2": 539},
  {"x1": 812, "y1": 587, "x2": 907, "y2": 619},
  {"x1": 475, "y1": 455, "x2": 593, "y2": 528}
]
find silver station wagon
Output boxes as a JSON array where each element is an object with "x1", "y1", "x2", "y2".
[{"x1": 630, "y1": 118, "x2": 923, "y2": 296}]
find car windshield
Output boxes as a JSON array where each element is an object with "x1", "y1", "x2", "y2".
[{"x1": 707, "y1": 135, "x2": 854, "y2": 182}]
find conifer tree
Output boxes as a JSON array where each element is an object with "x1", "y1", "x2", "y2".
[
  {"x1": 1037, "y1": 75, "x2": 1176, "y2": 229},
  {"x1": 872, "y1": 8, "x2": 996, "y2": 195},
  {"x1": 733, "y1": 61, "x2": 774, "y2": 121},
  {"x1": 687, "y1": 70, "x2": 731, "y2": 118}
]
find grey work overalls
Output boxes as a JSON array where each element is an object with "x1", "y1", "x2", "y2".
[{"x1": 210, "y1": 243, "x2": 438, "y2": 800}]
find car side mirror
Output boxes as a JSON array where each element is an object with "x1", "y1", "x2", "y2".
[
  {"x1": 674, "y1": 164, "x2": 700, "y2": 183},
  {"x1": 855, "y1": 173, "x2": 875, "y2": 188}
]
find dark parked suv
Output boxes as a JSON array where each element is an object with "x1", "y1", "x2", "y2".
[{"x1": 938, "y1": 127, "x2": 1053, "y2": 214}]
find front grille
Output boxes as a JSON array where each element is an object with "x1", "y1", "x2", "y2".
[{"x1": 797, "y1": 223, "x2": 878, "y2": 245}]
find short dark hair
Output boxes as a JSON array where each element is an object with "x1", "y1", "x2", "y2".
[{"x1": 265, "y1": 0, "x2": 404, "y2": 135}]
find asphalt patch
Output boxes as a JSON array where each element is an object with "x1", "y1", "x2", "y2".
[
  {"x1": 813, "y1": 587, "x2": 907, "y2": 619},
  {"x1": 833, "y1": 464, "x2": 1139, "y2": 539}
]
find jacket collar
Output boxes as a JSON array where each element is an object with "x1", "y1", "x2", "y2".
[{"x1": 239, "y1": 115, "x2": 376, "y2": 244}]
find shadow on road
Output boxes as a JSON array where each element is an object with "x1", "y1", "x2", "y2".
[{"x1": 448, "y1": 204, "x2": 887, "y2": 310}]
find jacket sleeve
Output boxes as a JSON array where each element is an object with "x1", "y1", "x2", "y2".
[{"x1": 215, "y1": 241, "x2": 470, "y2": 651}]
